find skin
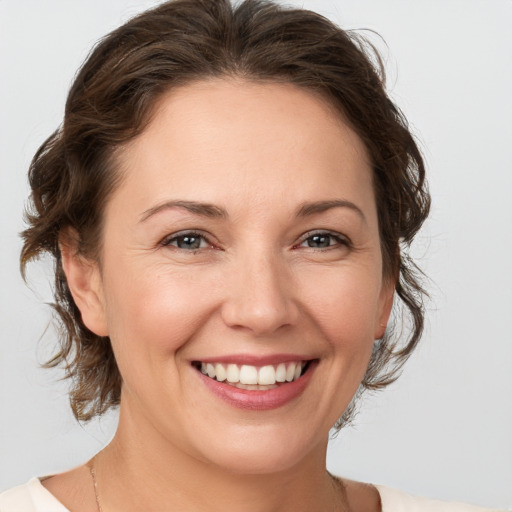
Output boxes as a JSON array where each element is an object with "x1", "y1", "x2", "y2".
[{"x1": 45, "y1": 79, "x2": 393, "y2": 512}]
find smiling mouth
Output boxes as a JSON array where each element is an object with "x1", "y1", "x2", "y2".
[{"x1": 192, "y1": 361, "x2": 312, "y2": 390}]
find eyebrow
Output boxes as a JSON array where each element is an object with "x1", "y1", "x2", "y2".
[
  {"x1": 296, "y1": 200, "x2": 367, "y2": 223},
  {"x1": 139, "y1": 200, "x2": 227, "y2": 222},
  {"x1": 139, "y1": 198, "x2": 366, "y2": 223}
]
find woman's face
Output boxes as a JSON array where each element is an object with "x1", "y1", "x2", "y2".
[{"x1": 81, "y1": 79, "x2": 393, "y2": 473}]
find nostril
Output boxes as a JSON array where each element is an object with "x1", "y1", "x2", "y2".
[{"x1": 220, "y1": 300, "x2": 299, "y2": 336}]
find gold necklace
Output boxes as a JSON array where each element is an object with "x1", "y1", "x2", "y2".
[
  {"x1": 88, "y1": 458, "x2": 103, "y2": 512},
  {"x1": 87, "y1": 459, "x2": 348, "y2": 512}
]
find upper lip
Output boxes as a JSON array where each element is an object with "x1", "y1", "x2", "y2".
[{"x1": 192, "y1": 354, "x2": 316, "y2": 366}]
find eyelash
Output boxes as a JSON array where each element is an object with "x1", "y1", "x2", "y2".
[
  {"x1": 160, "y1": 230, "x2": 350, "y2": 252},
  {"x1": 161, "y1": 231, "x2": 213, "y2": 252},
  {"x1": 295, "y1": 231, "x2": 350, "y2": 251}
]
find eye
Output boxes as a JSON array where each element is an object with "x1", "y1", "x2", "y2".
[
  {"x1": 298, "y1": 231, "x2": 349, "y2": 250},
  {"x1": 162, "y1": 231, "x2": 211, "y2": 251}
]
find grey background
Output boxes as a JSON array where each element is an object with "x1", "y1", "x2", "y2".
[{"x1": 1, "y1": 0, "x2": 511, "y2": 509}]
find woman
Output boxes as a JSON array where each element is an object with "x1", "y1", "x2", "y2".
[{"x1": 0, "y1": 0, "x2": 504, "y2": 510}]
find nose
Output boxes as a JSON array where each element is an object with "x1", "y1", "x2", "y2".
[{"x1": 220, "y1": 250, "x2": 299, "y2": 336}]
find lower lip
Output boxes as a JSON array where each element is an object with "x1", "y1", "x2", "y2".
[{"x1": 196, "y1": 362, "x2": 317, "y2": 411}]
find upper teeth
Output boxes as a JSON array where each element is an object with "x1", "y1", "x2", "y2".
[{"x1": 200, "y1": 362, "x2": 305, "y2": 385}]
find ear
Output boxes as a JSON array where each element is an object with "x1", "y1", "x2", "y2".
[
  {"x1": 59, "y1": 229, "x2": 109, "y2": 337},
  {"x1": 374, "y1": 277, "x2": 395, "y2": 340}
]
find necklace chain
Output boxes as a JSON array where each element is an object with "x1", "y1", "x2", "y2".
[
  {"x1": 88, "y1": 458, "x2": 104, "y2": 512},
  {"x1": 87, "y1": 459, "x2": 348, "y2": 512}
]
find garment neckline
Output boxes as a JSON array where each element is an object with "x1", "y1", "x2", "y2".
[
  {"x1": 32, "y1": 476, "x2": 388, "y2": 512},
  {"x1": 30, "y1": 477, "x2": 70, "y2": 511}
]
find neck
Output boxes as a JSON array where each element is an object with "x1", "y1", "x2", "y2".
[{"x1": 95, "y1": 405, "x2": 347, "y2": 512}]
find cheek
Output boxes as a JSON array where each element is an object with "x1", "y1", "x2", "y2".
[
  {"x1": 101, "y1": 261, "x2": 220, "y2": 363},
  {"x1": 297, "y1": 266, "x2": 382, "y2": 351}
]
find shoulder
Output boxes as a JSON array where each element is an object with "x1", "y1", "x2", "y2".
[
  {"x1": 0, "y1": 478, "x2": 69, "y2": 512},
  {"x1": 375, "y1": 485, "x2": 505, "y2": 512}
]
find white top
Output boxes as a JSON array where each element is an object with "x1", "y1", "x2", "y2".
[
  {"x1": 0, "y1": 478, "x2": 504, "y2": 511},
  {"x1": 374, "y1": 485, "x2": 503, "y2": 512}
]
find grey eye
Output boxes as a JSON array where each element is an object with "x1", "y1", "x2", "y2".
[
  {"x1": 298, "y1": 232, "x2": 349, "y2": 250},
  {"x1": 175, "y1": 235, "x2": 203, "y2": 249},
  {"x1": 165, "y1": 233, "x2": 208, "y2": 250},
  {"x1": 305, "y1": 234, "x2": 334, "y2": 248}
]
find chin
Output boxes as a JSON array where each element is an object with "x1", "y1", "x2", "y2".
[
  {"x1": 207, "y1": 446, "x2": 312, "y2": 476},
  {"x1": 192, "y1": 422, "x2": 326, "y2": 476}
]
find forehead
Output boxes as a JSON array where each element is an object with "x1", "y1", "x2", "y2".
[
  {"x1": 143, "y1": 78, "x2": 367, "y2": 159},
  {"x1": 113, "y1": 78, "x2": 375, "y2": 221}
]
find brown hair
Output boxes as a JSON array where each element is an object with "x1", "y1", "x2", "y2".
[{"x1": 20, "y1": 0, "x2": 430, "y2": 424}]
